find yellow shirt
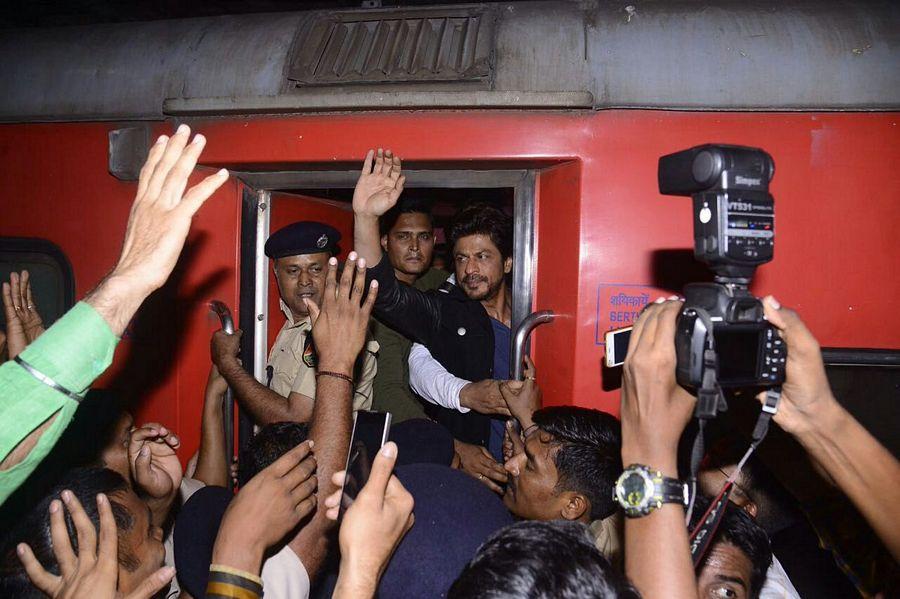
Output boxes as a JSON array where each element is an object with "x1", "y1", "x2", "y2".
[{"x1": 267, "y1": 300, "x2": 378, "y2": 412}]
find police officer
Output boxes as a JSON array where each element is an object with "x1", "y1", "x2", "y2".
[{"x1": 212, "y1": 221, "x2": 378, "y2": 424}]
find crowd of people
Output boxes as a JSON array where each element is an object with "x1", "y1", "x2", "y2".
[{"x1": 0, "y1": 126, "x2": 897, "y2": 598}]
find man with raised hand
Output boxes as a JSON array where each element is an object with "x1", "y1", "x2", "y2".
[
  {"x1": 352, "y1": 148, "x2": 515, "y2": 492},
  {"x1": 0, "y1": 125, "x2": 228, "y2": 505}
]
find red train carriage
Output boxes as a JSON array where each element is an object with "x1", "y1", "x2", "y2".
[{"x1": 0, "y1": 1, "x2": 897, "y2": 469}]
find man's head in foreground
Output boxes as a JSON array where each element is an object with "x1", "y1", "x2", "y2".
[
  {"x1": 690, "y1": 496, "x2": 773, "y2": 599},
  {"x1": 265, "y1": 221, "x2": 341, "y2": 321},
  {"x1": 239, "y1": 421, "x2": 310, "y2": 486},
  {"x1": 449, "y1": 519, "x2": 638, "y2": 599},
  {"x1": 0, "y1": 467, "x2": 166, "y2": 598},
  {"x1": 380, "y1": 197, "x2": 435, "y2": 282},
  {"x1": 448, "y1": 203, "x2": 513, "y2": 302},
  {"x1": 503, "y1": 406, "x2": 622, "y2": 523}
]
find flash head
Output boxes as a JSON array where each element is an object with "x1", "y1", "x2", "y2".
[{"x1": 658, "y1": 144, "x2": 775, "y2": 196}]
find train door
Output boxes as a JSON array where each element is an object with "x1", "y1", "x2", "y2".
[{"x1": 231, "y1": 169, "x2": 542, "y2": 452}]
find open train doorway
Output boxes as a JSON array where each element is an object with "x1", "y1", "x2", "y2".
[{"x1": 232, "y1": 168, "x2": 537, "y2": 450}]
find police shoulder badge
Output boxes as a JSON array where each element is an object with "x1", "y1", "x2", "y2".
[{"x1": 302, "y1": 334, "x2": 317, "y2": 368}]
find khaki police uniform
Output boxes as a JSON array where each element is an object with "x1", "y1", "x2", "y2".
[{"x1": 268, "y1": 299, "x2": 378, "y2": 412}]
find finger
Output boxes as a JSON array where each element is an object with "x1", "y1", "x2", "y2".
[
  {"x1": 339, "y1": 252, "x2": 357, "y2": 301},
  {"x1": 62, "y1": 490, "x2": 98, "y2": 563},
  {"x1": 361, "y1": 149, "x2": 375, "y2": 175},
  {"x1": 361, "y1": 280, "x2": 379, "y2": 319},
  {"x1": 351, "y1": 257, "x2": 367, "y2": 303},
  {"x1": 389, "y1": 154, "x2": 402, "y2": 181},
  {"x1": 281, "y1": 454, "x2": 317, "y2": 490},
  {"x1": 48, "y1": 499, "x2": 76, "y2": 575},
  {"x1": 24, "y1": 271, "x2": 37, "y2": 312},
  {"x1": 178, "y1": 168, "x2": 230, "y2": 217},
  {"x1": 362, "y1": 442, "x2": 399, "y2": 501},
  {"x1": 2, "y1": 282, "x2": 13, "y2": 314},
  {"x1": 523, "y1": 355, "x2": 536, "y2": 379},
  {"x1": 374, "y1": 148, "x2": 384, "y2": 176},
  {"x1": 293, "y1": 494, "x2": 317, "y2": 520},
  {"x1": 17, "y1": 543, "x2": 59, "y2": 595},
  {"x1": 629, "y1": 302, "x2": 662, "y2": 359},
  {"x1": 10, "y1": 271, "x2": 21, "y2": 309},
  {"x1": 290, "y1": 474, "x2": 318, "y2": 505},
  {"x1": 134, "y1": 444, "x2": 153, "y2": 483},
  {"x1": 330, "y1": 470, "x2": 347, "y2": 488},
  {"x1": 96, "y1": 493, "x2": 119, "y2": 575},
  {"x1": 762, "y1": 296, "x2": 819, "y2": 354},
  {"x1": 627, "y1": 300, "x2": 662, "y2": 357},
  {"x1": 130, "y1": 426, "x2": 162, "y2": 444},
  {"x1": 19, "y1": 270, "x2": 29, "y2": 305},
  {"x1": 124, "y1": 566, "x2": 177, "y2": 599},
  {"x1": 304, "y1": 298, "x2": 320, "y2": 325},
  {"x1": 477, "y1": 475, "x2": 504, "y2": 494},
  {"x1": 160, "y1": 133, "x2": 207, "y2": 209},
  {"x1": 323, "y1": 257, "x2": 338, "y2": 304},
  {"x1": 269, "y1": 440, "x2": 314, "y2": 478},
  {"x1": 136, "y1": 135, "x2": 170, "y2": 198},
  {"x1": 395, "y1": 175, "x2": 406, "y2": 196},
  {"x1": 651, "y1": 301, "x2": 682, "y2": 353},
  {"x1": 145, "y1": 124, "x2": 191, "y2": 202},
  {"x1": 506, "y1": 420, "x2": 526, "y2": 455},
  {"x1": 324, "y1": 487, "x2": 343, "y2": 510},
  {"x1": 478, "y1": 449, "x2": 509, "y2": 480}
]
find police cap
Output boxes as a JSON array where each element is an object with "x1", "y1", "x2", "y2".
[{"x1": 264, "y1": 221, "x2": 341, "y2": 259}]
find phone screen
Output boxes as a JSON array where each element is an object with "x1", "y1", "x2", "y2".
[
  {"x1": 339, "y1": 411, "x2": 392, "y2": 518},
  {"x1": 605, "y1": 326, "x2": 633, "y2": 367}
]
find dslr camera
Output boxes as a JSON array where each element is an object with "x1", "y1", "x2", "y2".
[{"x1": 658, "y1": 144, "x2": 786, "y2": 409}]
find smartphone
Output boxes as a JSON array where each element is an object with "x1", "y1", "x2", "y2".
[
  {"x1": 604, "y1": 326, "x2": 633, "y2": 367},
  {"x1": 339, "y1": 411, "x2": 392, "y2": 518}
]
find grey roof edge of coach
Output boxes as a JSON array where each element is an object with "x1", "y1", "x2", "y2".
[{"x1": 0, "y1": 0, "x2": 897, "y2": 123}]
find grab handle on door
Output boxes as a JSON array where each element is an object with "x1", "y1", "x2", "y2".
[
  {"x1": 209, "y1": 300, "x2": 236, "y2": 491},
  {"x1": 511, "y1": 310, "x2": 555, "y2": 380}
]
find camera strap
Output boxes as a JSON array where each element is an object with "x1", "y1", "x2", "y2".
[{"x1": 688, "y1": 386, "x2": 782, "y2": 568}]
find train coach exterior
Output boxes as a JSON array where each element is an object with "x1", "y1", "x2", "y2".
[{"x1": 0, "y1": 1, "x2": 897, "y2": 462}]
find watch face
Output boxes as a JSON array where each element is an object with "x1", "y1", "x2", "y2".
[{"x1": 617, "y1": 470, "x2": 651, "y2": 508}]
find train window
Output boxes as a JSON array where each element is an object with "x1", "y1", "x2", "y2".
[{"x1": 0, "y1": 237, "x2": 75, "y2": 330}]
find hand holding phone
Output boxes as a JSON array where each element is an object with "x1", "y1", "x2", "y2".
[
  {"x1": 605, "y1": 326, "x2": 633, "y2": 367},
  {"x1": 339, "y1": 411, "x2": 392, "y2": 518}
]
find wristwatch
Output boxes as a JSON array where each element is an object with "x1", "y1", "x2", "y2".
[{"x1": 613, "y1": 464, "x2": 688, "y2": 518}]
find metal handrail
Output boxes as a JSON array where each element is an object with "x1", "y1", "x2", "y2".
[
  {"x1": 511, "y1": 310, "x2": 555, "y2": 380},
  {"x1": 209, "y1": 300, "x2": 235, "y2": 491}
]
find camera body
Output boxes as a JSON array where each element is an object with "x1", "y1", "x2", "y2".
[{"x1": 658, "y1": 144, "x2": 785, "y2": 390}]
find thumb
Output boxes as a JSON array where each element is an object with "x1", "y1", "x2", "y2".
[
  {"x1": 506, "y1": 420, "x2": 525, "y2": 455},
  {"x1": 124, "y1": 566, "x2": 176, "y2": 599},
  {"x1": 134, "y1": 443, "x2": 153, "y2": 483},
  {"x1": 360, "y1": 442, "x2": 398, "y2": 502},
  {"x1": 304, "y1": 298, "x2": 321, "y2": 325},
  {"x1": 762, "y1": 296, "x2": 818, "y2": 350}
]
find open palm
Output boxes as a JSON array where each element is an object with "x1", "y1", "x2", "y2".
[{"x1": 352, "y1": 148, "x2": 405, "y2": 217}]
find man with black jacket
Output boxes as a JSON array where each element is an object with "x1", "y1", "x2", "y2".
[{"x1": 352, "y1": 148, "x2": 515, "y2": 491}]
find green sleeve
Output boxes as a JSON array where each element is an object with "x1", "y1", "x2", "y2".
[{"x1": 0, "y1": 302, "x2": 118, "y2": 505}]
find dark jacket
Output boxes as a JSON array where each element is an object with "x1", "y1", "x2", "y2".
[{"x1": 366, "y1": 257, "x2": 495, "y2": 447}]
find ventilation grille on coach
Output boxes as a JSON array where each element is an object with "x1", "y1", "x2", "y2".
[{"x1": 287, "y1": 5, "x2": 496, "y2": 86}]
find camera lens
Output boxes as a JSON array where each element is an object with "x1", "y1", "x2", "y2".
[{"x1": 692, "y1": 150, "x2": 723, "y2": 186}]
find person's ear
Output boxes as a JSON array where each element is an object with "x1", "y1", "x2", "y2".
[
  {"x1": 503, "y1": 256, "x2": 513, "y2": 274},
  {"x1": 560, "y1": 493, "x2": 589, "y2": 521},
  {"x1": 380, "y1": 234, "x2": 389, "y2": 251},
  {"x1": 742, "y1": 501, "x2": 759, "y2": 519}
]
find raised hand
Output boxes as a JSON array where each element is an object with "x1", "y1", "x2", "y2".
[
  {"x1": 16, "y1": 491, "x2": 174, "y2": 599},
  {"x1": 352, "y1": 149, "x2": 405, "y2": 218},
  {"x1": 85, "y1": 125, "x2": 229, "y2": 336},
  {"x1": 453, "y1": 439, "x2": 508, "y2": 494},
  {"x1": 620, "y1": 299, "x2": 696, "y2": 476},
  {"x1": 3, "y1": 270, "x2": 45, "y2": 359},
  {"x1": 757, "y1": 296, "x2": 836, "y2": 436},
  {"x1": 326, "y1": 442, "x2": 415, "y2": 598},
  {"x1": 127, "y1": 423, "x2": 183, "y2": 525},
  {"x1": 304, "y1": 252, "x2": 378, "y2": 375},
  {"x1": 499, "y1": 356, "x2": 543, "y2": 428},
  {"x1": 212, "y1": 440, "x2": 317, "y2": 574}
]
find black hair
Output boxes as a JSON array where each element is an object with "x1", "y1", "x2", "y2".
[
  {"x1": 447, "y1": 203, "x2": 513, "y2": 260},
  {"x1": 689, "y1": 495, "x2": 773, "y2": 599},
  {"x1": 449, "y1": 520, "x2": 639, "y2": 599},
  {"x1": 0, "y1": 468, "x2": 137, "y2": 597},
  {"x1": 380, "y1": 196, "x2": 434, "y2": 236},
  {"x1": 531, "y1": 406, "x2": 623, "y2": 520},
  {"x1": 239, "y1": 421, "x2": 309, "y2": 486}
]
